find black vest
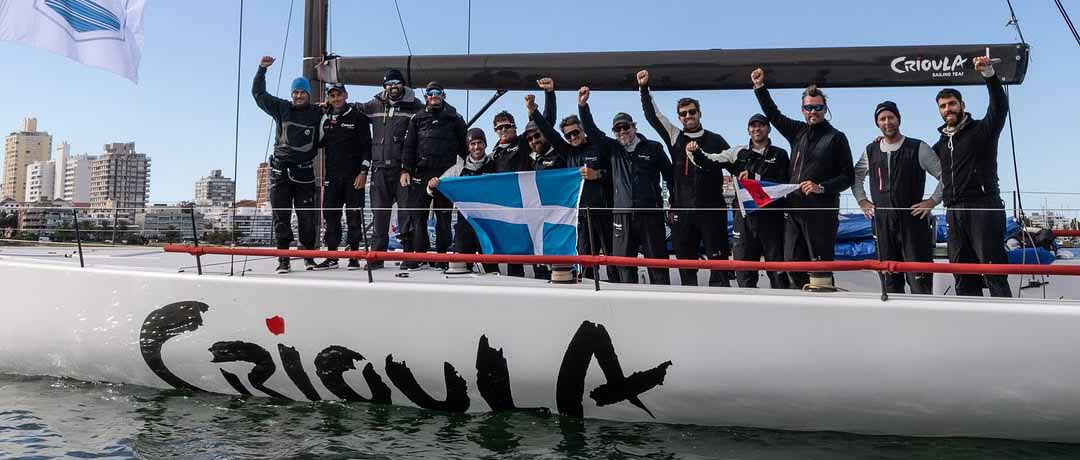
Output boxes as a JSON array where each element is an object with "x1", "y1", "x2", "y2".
[{"x1": 867, "y1": 137, "x2": 926, "y2": 208}]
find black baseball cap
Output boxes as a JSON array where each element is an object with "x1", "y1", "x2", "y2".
[
  {"x1": 611, "y1": 112, "x2": 634, "y2": 128},
  {"x1": 327, "y1": 83, "x2": 347, "y2": 95},
  {"x1": 748, "y1": 113, "x2": 768, "y2": 126}
]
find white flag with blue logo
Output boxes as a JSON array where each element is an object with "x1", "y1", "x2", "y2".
[
  {"x1": 0, "y1": 0, "x2": 147, "y2": 83},
  {"x1": 438, "y1": 168, "x2": 583, "y2": 256}
]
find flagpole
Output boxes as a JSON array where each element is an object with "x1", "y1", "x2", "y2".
[{"x1": 732, "y1": 173, "x2": 748, "y2": 218}]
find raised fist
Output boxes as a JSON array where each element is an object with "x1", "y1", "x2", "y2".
[
  {"x1": 525, "y1": 94, "x2": 537, "y2": 113},
  {"x1": 578, "y1": 86, "x2": 590, "y2": 106},
  {"x1": 636, "y1": 69, "x2": 649, "y2": 87},
  {"x1": 260, "y1": 56, "x2": 275, "y2": 68},
  {"x1": 537, "y1": 77, "x2": 554, "y2": 92},
  {"x1": 686, "y1": 140, "x2": 699, "y2": 153},
  {"x1": 973, "y1": 55, "x2": 991, "y2": 73},
  {"x1": 751, "y1": 68, "x2": 765, "y2": 88}
]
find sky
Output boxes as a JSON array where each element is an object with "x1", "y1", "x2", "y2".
[{"x1": 1, "y1": 0, "x2": 1078, "y2": 212}]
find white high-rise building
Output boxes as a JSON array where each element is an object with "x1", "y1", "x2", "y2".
[
  {"x1": 89, "y1": 142, "x2": 151, "y2": 219},
  {"x1": 194, "y1": 169, "x2": 235, "y2": 207},
  {"x1": 62, "y1": 153, "x2": 96, "y2": 203},
  {"x1": 25, "y1": 160, "x2": 56, "y2": 202},
  {"x1": 52, "y1": 141, "x2": 70, "y2": 199}
]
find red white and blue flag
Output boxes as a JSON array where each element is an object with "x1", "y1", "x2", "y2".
[{"x1": 735, "y1": 178, "x2": 800, "y2": 215}]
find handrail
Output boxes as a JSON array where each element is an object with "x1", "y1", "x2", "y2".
[{"x1": 163, "y1": 245, "x2": 1080, "y2": 277}]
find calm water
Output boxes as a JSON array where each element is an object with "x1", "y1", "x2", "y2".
[{"x1": 3, "y1": 374, "x2": 1080, "y2": 459}]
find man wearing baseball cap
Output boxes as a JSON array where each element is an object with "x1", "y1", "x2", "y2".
[
  {"x1": 853, "y1": 101, "x2": 942, "y2": 294},
  {"x1": 688, "y1": 114, "x2": 791, "y2": 289},
  {"x1": 428, "y1": 128, "x2": 500, "y2": 275},
  {"x1": 314, "y1": 83, "x2": 372, "y2": 271}
]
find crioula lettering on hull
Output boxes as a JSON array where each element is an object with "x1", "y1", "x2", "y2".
[{"x1": 139, "y1": 302, "x2": 673, "y2": 418}]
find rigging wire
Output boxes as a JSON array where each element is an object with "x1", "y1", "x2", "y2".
[
  {"x1": 230, "y1": 0, "x2": 245, "y2": 276},
  {"x1": 1004, "y1": 0, "x2": 1027, "y2": 43},
  {"x1": 393, "y1": 0, "x2": 413, "y2": 55},
  {"x1": 1054, "y1": 0, "x2": 1080, "y2": 48},
  {"x1": 465, "y1": 0, "x2": 471, "y2": 119},
  {"x1": 263, "y1": 0, "x2": 297, "y2": 164}
]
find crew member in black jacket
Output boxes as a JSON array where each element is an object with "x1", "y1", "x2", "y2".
[
  {"x1": 579, "y1": 86, "x2": 673, "y2": 285},
  {"x1": 638, "y1": 69, "x2": 732, "y2": 287},
  {"x1": 252, "y1": 56, "x2": 323, "y2": 274},
  {"x1": 689, "y1": 114, "x2": 791, "y2": 289},
  {"x1": 314, "y1": 83, "x2": 372, "y2": 271},
  {"x1": 933, "y1": 55, "x2": 1012, "y2": 297},
  {"x1": 528, "y1": 82, "x2": 618, "y2": 282},
  {"x1": 854, "y1": 101, "x2": 942, "y2": 294},
  {"x1": 400, "y1": 82, "x2": 468, "y2": 268},
  {"x1": 429, "y1": 128, "x2": 500, "y2": 274},
  {"x1": 489, "y1": 79, "x2": 557, "y2": 278},
  {"x1": 355, "y1": 69, "x2": 424, "y2": 269},
  {"x1": 752, "y1": 68, "x2": 854, "y2": 289}
]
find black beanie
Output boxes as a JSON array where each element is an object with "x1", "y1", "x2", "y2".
[
  {"x1": 874, "y1": 101, "x2": 901, "y2": 124},
  {"x1": 383, "y1": 68, "x2": 405, "y2": 84},
  {"x1": 467, "y1": 128, "x2": 486, "y2": 143}
]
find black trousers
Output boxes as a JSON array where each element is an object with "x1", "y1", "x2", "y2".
[
  {"x1": 369, "y1": 167, "x2": 410, "y2": 252},
  {"x1": 322, "y1": 175, "x2": 365, "y2": 255},
  {"x1": 454, "y1": 211, "x2": 500, "y2": 274},
  {"x1": 732, "y1": 210, "x2": 789, "y2": 289},
  {"x1": 873, "y1": 209, "x2": 934, "y2": 294},
  {"x1": 612, "y1": 211, "x2": 670, "y2": 285},
  {"x1": 402, "y1": 167, "x2": 451, "y2": 259},
  {"x1": 269, "y1": 168, "x2": 318, "y2": 253},
  {"x1": 671, "y1": 210, "x2": 731, "y2": 287},
  {"x1": 578, "y1": 209, "x2": 619, "y2": 282},
  {"x1": 947, "y1": 197, "x2": 1012, "y2": 297},
  {"x1": 784, "y1": 209, "x2": 838, "y2": 289}
]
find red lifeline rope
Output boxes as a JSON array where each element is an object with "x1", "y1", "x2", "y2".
[{"x1": 164, "y1": 245, "x2": 1080, "y2": 276}]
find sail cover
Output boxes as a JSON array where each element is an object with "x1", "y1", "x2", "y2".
[{"x1": 310, "y1": 43, "x2": 1029, "y2": 91}]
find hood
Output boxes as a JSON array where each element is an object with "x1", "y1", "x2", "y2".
[
  {"x1": 374, "y1": 86, "x2": 418, "y2": 104},
  {"x1": 937, "y1": 112, "x2": 973, "y2": 135}
]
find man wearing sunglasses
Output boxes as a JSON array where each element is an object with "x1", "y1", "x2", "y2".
[
  {"x1": 252, "y1": 56, "x2": 323, "y2": 274},
  {"x1": 752, "y1": 68, "x2": 854, "y2": 290},
  {"x1": 489, "y1": 78, "x2": 557, "y2": 278},
  {"x1": 354, "y1": 68, "x2": 424, "y2": 269},
  {"x1": 932, "y1": 55, "x2": 1012, "y2": 297},
  {"x1": 638, "y1": 69, "x2": 732, "y2": 288},
  {"x1": 527, "y1": 79, "x2": 618, "y2": 283},
  {"x1": 687, "y1": 114, "x2": 791, "y2": 289},
  {"x1": 853, "y1": 101, "x2": 941, "y2": 295},
  {"x1": 579, "y1": 86, "x2": 673, "y2": 285},
  {"x1": 314, "y1": 83, "x2": 372, "y2": 271},
  {"x1": 400, "y1": 82, "x2": 468, "y2": 269}
]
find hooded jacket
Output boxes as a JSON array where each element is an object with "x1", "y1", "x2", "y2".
[
  {"x1": 253, "y1": 66, "x2": 323, "y2": 166},
  {"x1": 401, "y1": 102, "x2": 468, "y2": 173},
  {"x1": 320, "y1": 103, "x2": 372, "y2": 179},
  {"x1": 932, "y1": 73, "x2": 1008, "y2": 206},
  {"x1": 580, "y1": 103, "x2": 673, "y2": 212},
  {"x1": 356, "y1": 87, "x2": 425, "y2": 170},
  {"x1": 754, "y1": 87, "x2": 855, "y2": 209}
]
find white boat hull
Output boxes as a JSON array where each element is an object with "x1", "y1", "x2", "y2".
[{"x1": 2, "y1": 256, "x2": 1080, "y2": 442}]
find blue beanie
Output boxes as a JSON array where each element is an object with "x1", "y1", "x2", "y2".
[{"x1": 290, "y1": 77, "x2": 311, "y2": 95}]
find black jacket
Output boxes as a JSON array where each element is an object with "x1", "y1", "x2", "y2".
[
  {"x1": 529, "y1": 93, "x2": 613, "y2": 209},
  {"x1": 320, "y1": 104, "x2": 372, "y2": 178},
  {"x1": 253, "y1": 67, "x2": 323, "y2": 166},
  {"x1": 641, "y1": 88, "x2": 729, "y2": 208},
  {"x1": 755, "y1": 87, "x2": 854, "y2": 209},
  {"x1": 932, "y1": 74, "x2": 1008, "y2": 206},
  {"x1": 356, "y1": 88, "x2": 424, "y2": 170},
  {"x1": 491, "y1": 93, "x2": 557, "y2": 173},
  {"x1": 580, "y1": 103, "x2": 673, "y2": 213},
  {"x1": 402, "y1": 102, "x2": 467, "y2": 173}
]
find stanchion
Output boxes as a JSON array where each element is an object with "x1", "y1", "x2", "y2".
[
  {"x1": 72, "y1": 209, "x2": 84, "y2": 268},
  {"x1": 360, "y1": 206, "x2": 373, "y2": 283},
  {"x1": 585, "y1": 207, "x2": 600, "y2": 292},
  {"x1": 187, "y1": 205, "x2": 202, "y2": 275}
]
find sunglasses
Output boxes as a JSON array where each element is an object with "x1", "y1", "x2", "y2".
[
  {"x1": 678, "y1": 108, "x2": 698, "y2": 117},
  {"x1": 802, "y1": 104, "x2": 826, "y2": 113},
  {"x1": 526, "y1": 132, "x2": 544, "y2": 142},
  {"x1": 563, "y1": 129, "x2": 582, "y2": 140},
  {"x1": 383, "y1": 79, "x2": 403, "y2": 86},
  {"x1": 612, "y1": 123, "x2": 632, "y2": 133},
  {"x1": 495, "y1": 123, "x2": 516, "y2": 132},
  {"x1": 425, "y1": 89, "x2": 444, "y2": 97}
]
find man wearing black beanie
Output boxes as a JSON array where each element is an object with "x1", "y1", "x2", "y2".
[
  {"x1": 853, "y1": 101, "x2": 942, "y2": 294},
  {"x1": 353, "y1": 68, "x2": 424, "y2": 269}
]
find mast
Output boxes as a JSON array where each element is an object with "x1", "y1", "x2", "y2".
[{"x1": 302, "y1": 0, "x2": 328, "y2": 101}]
